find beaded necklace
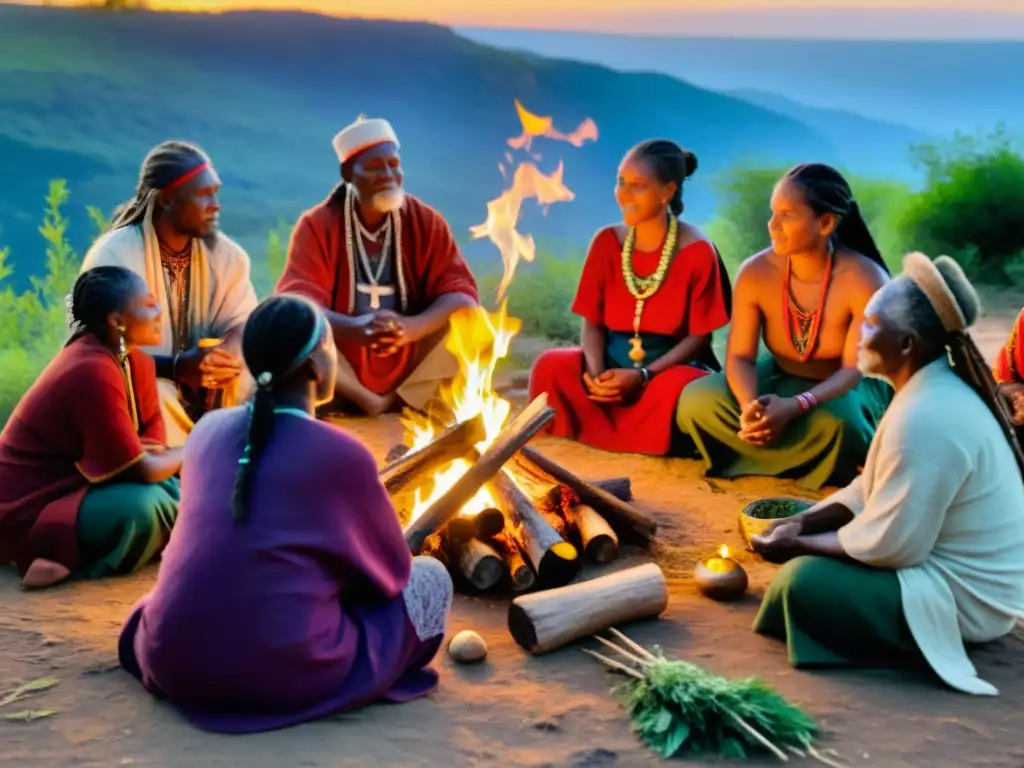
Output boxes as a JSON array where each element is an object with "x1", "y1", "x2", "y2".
[
  {"x1": 620, "y1": 216, "x2": 678, "y2": 367},
  {"x1": 783, "y1": 243, "x2": 833, "y2": 362},
  {"x1": 159, "y1": 238, "x2": 193, "y2": 355}
]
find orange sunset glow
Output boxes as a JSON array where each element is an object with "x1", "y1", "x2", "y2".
[{"x1": 9, "y1": 0, "x2": 1024, "y2": 35}]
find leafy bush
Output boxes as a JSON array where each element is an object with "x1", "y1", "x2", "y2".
[
  {"x1": 899, "y1": 126, "x2": 1024, "y2": 283},
  {"x1": 0, "y1": 180, "x2": 84, "y2": 425},
  {"x1": 476, "y1": 246, "x2": 586, "y2": 344}
]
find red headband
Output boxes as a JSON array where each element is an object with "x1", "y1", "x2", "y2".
[{"x1": 161, "y1": 162, "x2": 210, "y2": 192}]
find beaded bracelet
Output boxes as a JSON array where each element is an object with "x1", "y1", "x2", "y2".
[{"x1": 795, "y1": 391, "x2": 819, "y2": 413}]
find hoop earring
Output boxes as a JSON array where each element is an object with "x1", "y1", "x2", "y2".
[{"x1": 117, "y1": 325, "x2": 127, "y2": 362}]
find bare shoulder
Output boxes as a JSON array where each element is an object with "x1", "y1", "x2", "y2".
[
  {"x1": 835, "y1": 248, "x2": 889, "y2": 295},
  {"x1": 734, "y1": 247, "x2": 778, "y2": 285}
]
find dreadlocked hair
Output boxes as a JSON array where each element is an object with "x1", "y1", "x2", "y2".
[
  {"x1": 784, "y1": 163, "x2": 890, "y2": 275},
  {"x1": 882, "y1": 259, "x2": 1024, "y2": 479},
  {"x1": 631, "y1": 139, "x2": 698, "y2": 217},
  {"x1": 110, "y1": 141, "x2": 211, "y2": 230},
  {"x1": 232, "y1": 293, "x2": 326, "y2": 524},
  {"x1": 66, "y1": 266, "x2": 140, "y2": 340}
]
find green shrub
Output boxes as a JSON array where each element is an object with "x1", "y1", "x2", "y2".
[
  {"x1": 0, "y1": 180, "x2": 82, "y2": 425},
  {"x1": 477, "y1": 246, "x2": 586, "y2": 344},
  {"x1": 900, "y1": 126, "x2": 1024, "y2": 283}
]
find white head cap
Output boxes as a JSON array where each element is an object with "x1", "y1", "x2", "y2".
[{"x1": 332, "y1": 116, "x2": 400, "y2": 165}]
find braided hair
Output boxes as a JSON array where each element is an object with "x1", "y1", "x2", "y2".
[
  {"x1": 631, "y1": 139, "x2": 698, "y2": 217},
  {"x1": 232, "y1": 294, "x2": 327, "y2": 524},
  {"x1": 784, "y1": 163, "x2": 890, "y2": 275},
  {"x1": 66, "y1": 266, "x2": 140, "y2": 340},
  {"x1": 110, "y1": 141, "x2": 211, "y2": 230}
]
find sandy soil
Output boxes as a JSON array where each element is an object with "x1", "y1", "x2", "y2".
[{"x1": 2, "y1": 314, "x2": 1023, "y2": 768}]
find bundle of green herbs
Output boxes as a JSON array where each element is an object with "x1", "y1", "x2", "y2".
[{"x1": 584, "y1": 629, "x2": 844, "y2": 765}]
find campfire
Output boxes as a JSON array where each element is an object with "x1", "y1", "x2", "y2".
[{"x1": 378, "y1": 101, "x2": 657, "y2": 596}]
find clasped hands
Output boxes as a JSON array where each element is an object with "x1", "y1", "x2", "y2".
[
  {"x1": 355, "y1": 309, "x2": 420, "y2": 357},
  {"x1": 175, "y1": 345, "x2": 242, "y2": 391},
  {"x1": 737, "y1": 394, "x2": 802, "y2": 446},
  {"x1": 583, "y1": 368, "x2": 644, "y2": 404}
]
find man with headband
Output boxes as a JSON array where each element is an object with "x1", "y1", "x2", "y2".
[
  {"x1": 81, "y1": 141, "x2": 258, "y2": 446},
  {"x1": 749, "y1": 252, "x2": 1024, "y2": 695},
  {"x1": 276, "y1": 116, "x2": 479, "y2": 417}
]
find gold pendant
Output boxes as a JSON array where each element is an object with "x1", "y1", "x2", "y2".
[{"x1": 628, "y1": 335, "x2": 646, "y2": 367}]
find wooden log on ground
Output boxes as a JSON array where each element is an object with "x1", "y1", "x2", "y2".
[
  {"x1": 541, "y1": 477, "x2": 632, "y2": 511},
  {"x1": 403, "y1": 395, "x2": 556, "y2": 554},
  {"x1": 513, "y1": 447, "x2": 657, "y2": 542},
  {"x1": 379, "y1": 414, "x2": 486, "y2": 495},
  {"x1": 456, "y1": 538, "x2": 506, "y2": 591},
  {"x1": 444, "y1": 517, "x2": 476, "y2": 545},
  {"x1": 473, "y1": 507, "x2": 506, "y2": 539},
  {"x1": 489, "y1": 469, "x2": 579, "y2": 588},
  {"x1": 507, "y1": 562, "x2": 669, "y2": 654},
  {"x1": 490, "y1": 531, "x2": 536, "y2": 593},
  {"x1": 565, "y1": 504, "x2": 619, "y2": 563}
]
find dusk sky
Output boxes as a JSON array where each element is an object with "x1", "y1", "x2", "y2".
[{"x1": 9, "y1": 0, "x2": 1024, "y2": 37}]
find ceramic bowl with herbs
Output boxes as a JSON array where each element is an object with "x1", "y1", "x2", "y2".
[{"x1": 739, "y1": 497, "x2": 814, "y2": 545}]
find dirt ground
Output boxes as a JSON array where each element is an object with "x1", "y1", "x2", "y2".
[{"x1": 2, "y1": 315, "x2": 1023, "y2": 768}]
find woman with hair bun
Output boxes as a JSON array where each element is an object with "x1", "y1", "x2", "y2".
[
  {"x1": 528, "y1": 139, "x2": 732, "y2": 456},
  {"x1": 118, "y1": 293, "x2": 453, "y2": 734},
  {"x1": 0, "y1": 266, "x2": 181, "y2": 590},
  {"x1": 675, "y1": 163, "x2": 892, "y2": 489}
]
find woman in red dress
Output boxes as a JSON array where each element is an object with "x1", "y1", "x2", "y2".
[
  {"x1": 528, "y1": 140, "x2": 732, "y2": 456},
  {"x1": 0, "y1": 266, "x2": 182, "y2": 589},
  {"x1": 993, "y1": 305, "x2": 1024, "y2": 437}
]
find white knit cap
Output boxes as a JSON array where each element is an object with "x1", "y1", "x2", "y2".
[{"x1": 332, "y1": 116, "x2": 400, "y2": 165}]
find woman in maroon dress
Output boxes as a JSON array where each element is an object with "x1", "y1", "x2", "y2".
[
  {"x1": 528, "y1": 140, "x2": 732, "y2": 455},
  {"x1": 118, "y1": 294, "x2": 453, "y2": 733},
  {"x1": 0, "y1": 266, "x2": 182, "y2": 589}
]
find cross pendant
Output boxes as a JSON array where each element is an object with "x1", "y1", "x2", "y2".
[{"x1": 357, "y1": 282, "x2": 395, "y2": 310}]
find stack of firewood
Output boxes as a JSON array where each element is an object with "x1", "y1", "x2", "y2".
[{"x1": 379, "y1": 395, "x2": 658, "y2": 595}]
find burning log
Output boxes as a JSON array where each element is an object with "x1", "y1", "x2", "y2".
[
  {"x1": 473, "y1": 507, "x2": 506, "y2": 540},
  {"x1": 541, "y1": 477, "x2": 632, "y2": 511},
  {"x1": 384, "y1": 443, "x2": 411, "y2": 464},
  {"x1": 514, "y1": 447, "x2": 657, "y2": 542},
  {"x1": 565, "y1": 504, "x2": 619, "y2": 563},
  {"x1": 507, "y1": 562, "x2": 669, "y2": 654},
  {"x1": 489, "y1": 469, "x2": 580, "y2": 589},
  {"x1": 403, "y1": 395, "x2": 556, "y2": 554},
  {"x1": 490, "y1": 531, "x2": 536, "y2": 592},
  {"x1": 379, "y1": 414, "x2": 486, "y2": 495}
]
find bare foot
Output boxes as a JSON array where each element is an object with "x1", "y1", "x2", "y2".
[{"x1": 21, "y1": 558, "x2": 70, "y2": 590}]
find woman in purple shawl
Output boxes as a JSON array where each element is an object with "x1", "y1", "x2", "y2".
[{"x1": 118, "y1": 294, "x2": 453, "y2": 733}]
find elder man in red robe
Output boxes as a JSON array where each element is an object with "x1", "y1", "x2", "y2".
[{"x1": 277, "y1": 117, "x2": 479, "y2": 416}]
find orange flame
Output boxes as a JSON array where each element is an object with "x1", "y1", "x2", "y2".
[
  {"x1": 508, "y1": 98, "x2": 599, "y2": 152},
  {"x1": 401, "y1": 100, "x2": 596, "y2": 525}
]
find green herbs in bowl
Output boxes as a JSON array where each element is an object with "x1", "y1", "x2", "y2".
[{"x1": 739, "y1": 497, "x2": 814, "y2": 544}]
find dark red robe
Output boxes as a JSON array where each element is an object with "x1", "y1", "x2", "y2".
[
  {"x1": 0, "y1": 334, "x2": 164, "y2": 573},
  {"x1": 993, "y1": 307, "x2": 1024, "y2": 387},
  {"x1": 529, "y1": 227, "x2": 731, "y2": 456},
  {"x1": 276, "y1": 187, "x2": 479, "y2": 395}
]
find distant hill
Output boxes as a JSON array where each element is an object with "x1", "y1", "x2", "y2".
[
  {"x1": 725, "y1": 89, "x2": 932, "y2": 180},
  {"x1": 460, "y1": 28, "x2": 1024, "y2": 137},
  {"x1": 0, "y1": 6, "x2": 920, "y2": 287}
]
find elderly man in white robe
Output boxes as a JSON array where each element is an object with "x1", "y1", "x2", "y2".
[
  {"x1": 81, "y1": 141, "x2": 258, "y2": 446},
  {"x1": 751, "y1": 252, "x2": 1024, "y2": 696}
]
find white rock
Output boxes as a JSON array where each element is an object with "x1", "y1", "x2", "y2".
[{"x1": 448, "y1": 630, "x2": 488, "y2": 663}]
